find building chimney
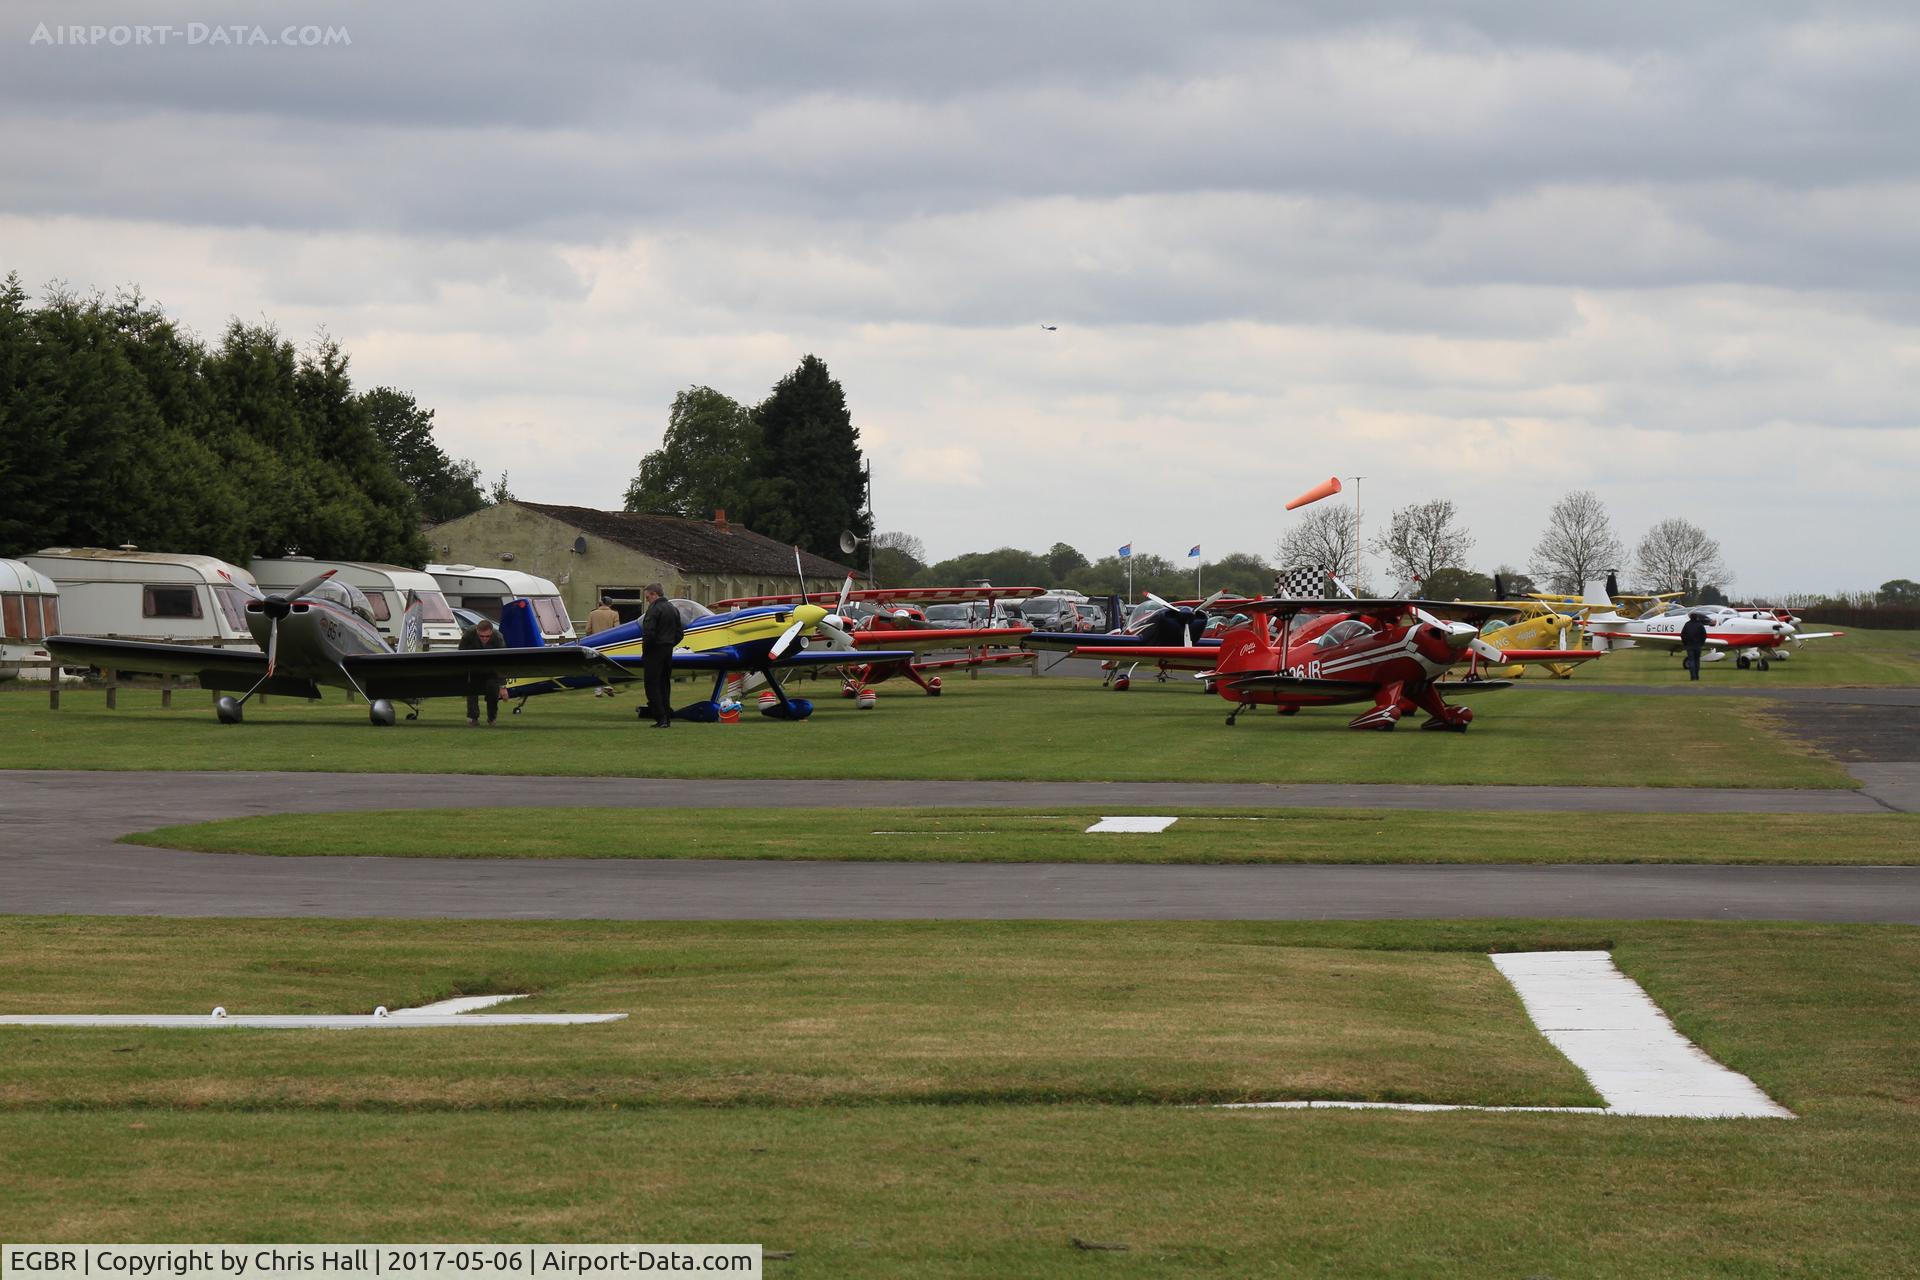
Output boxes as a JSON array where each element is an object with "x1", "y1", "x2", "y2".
[{"x1": 713, "y1": 508, "x2": 729, "y2": 533}]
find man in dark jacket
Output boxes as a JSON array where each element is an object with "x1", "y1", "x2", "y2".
[
  {"x1": 459, "y1": 617, "x2": 507, "y2": 725},
  {"x1": 640, "y1": 583, "x2": 684, "y2": 728},
  {"x1": 1680, "y1": 612, "x2": 1709, "y2": 681}
]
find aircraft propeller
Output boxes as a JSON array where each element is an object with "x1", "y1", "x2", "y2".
[
  {"x1": 818, "y1": 575, "x2": 859, "y2": 648},
  {"x1": 250, "y1": 568, "x2": 338, "y2": 674},
  {"x1": 1140, "y1": 591, "x2": 1215, "y2": 645},
  {"x1": 770, "y1": 614, "x2": 807, "y2": 660}
]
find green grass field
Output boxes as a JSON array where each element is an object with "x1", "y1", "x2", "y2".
[
  {"x1": 0, "y1": 676, "x2": 1852, "y2": 789},
  {"x1": 1554, "y1": 624, "x2": 1920, "y2": 687},
  {"x1": 1, "y1": 917, "x2": 1913, "y2": 1277},
  {"x1": 124, "y1": 806, "x2": 1920, "y2": 865}
]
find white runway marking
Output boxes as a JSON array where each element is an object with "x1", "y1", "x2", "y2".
[
  {"x1": 1225, "y1": 951, "x2": 1793, "y2": 1120},
  {"x1": 1490, "y1": 950, "x2": 1793, "y2": 1118},
  {"x1": 1086, "y1": 816, "x2": 1179, "y2": 833},
  {"x1": 0, "y1": 992, "x2": 626, "y2": 1030}
]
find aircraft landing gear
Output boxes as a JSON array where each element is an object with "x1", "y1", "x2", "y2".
[
  {"x1": 215, "y1": 696, "x2": 244, "y2": 725},
  {"x1": 1736, "y1": 656, "x2": 1751, "y2": 669},
  {"x1": 404, "y1": 701, "x2": 421, "y2": 721},
  {"x1": 369, "y1": 698, "x2": 397, "y2": 727},
  {"x1": 1226, "y1": 701, "x2": 1256, "y2": 726},
  {"x1": 1759, "y1": 658, "x2": 1771, "y2": 670}
]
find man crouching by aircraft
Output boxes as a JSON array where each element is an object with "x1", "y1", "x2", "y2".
[{"x1": 460, "y1": 617, "x2": 507, "y2": 725}]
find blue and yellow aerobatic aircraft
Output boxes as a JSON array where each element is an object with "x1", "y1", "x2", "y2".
[{"x1": 499, "y1": 598, "x2": 914, "y2": 722}]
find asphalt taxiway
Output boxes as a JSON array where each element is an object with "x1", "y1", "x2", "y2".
[{"x1": 4, "y1": 768, "x2": 1916, "y2": 923}]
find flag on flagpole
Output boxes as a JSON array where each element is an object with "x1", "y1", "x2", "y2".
[
  {"x1": 1187, "y1": 545, "x2": 1201, "y2": 559},
  {"x1": 1117, "y1": 543, "x2": 1132, "y2": 558}
]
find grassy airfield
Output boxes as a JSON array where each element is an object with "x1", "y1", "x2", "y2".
[
  {"x1": 0, "y1": 917, "x2": 1913, "y2": 1277},
  {"x1": 127, "y1": 806, "x2": 1920, "y2": 865},
  {"x1": 0, "y1": 676, "x2": 1850, "y2": 789},
  {"x1": 1527, "y1": 624, "x2": 1920, "y2": 687}
]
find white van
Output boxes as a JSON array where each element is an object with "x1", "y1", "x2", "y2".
[
  {"x1": 0, "y1": 558, "x2": 63, "y2": 680},
  {"x1": 251, "y1": 557, "x2": 462, "y2": 650},
  {"x1": 426, "y1": 564, "x2": 577, "y2": 643},
  {"x1": 25, "y1": 547, "x2": 259, "y2": 649}
]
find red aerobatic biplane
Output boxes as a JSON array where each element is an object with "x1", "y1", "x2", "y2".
[
  {"x1": 1201, "y1": 597, "x2": 1598, "y2": 731},
  {"x1": 710, "y1": 583, "x2": 1042, "y2": 696}
]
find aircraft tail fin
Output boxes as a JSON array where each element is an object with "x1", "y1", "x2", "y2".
[
  {"x1": 400, "y1": 591, "x2": 425, "y2": 653},
  {"x1": 500, "y1": 598, "x2": 545, "y2": 648},
  {"x1": 1582, "y1": 579, "x2": 1615, "y2": 609},
  {"x1": 1102, "y1": 594, "x2": 1124, "y2": 633}
]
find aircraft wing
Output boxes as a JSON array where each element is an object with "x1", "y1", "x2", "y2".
[
  {"x1": 44, "y1": 635, "x2": 321, "y2": 697},
  {"x1": 1234, "y1": 598, "x2": 1521, "y2": 624},
  {"x1": 1433, "y1": 679, "x2": 1517, "y2": 692},
  {"x1": 1586, "y1": 630, "x2": 1728, "y2": 648},
  {"x1": 1214, "y1": 672, "x2": 1382, "y2": 698},
  {"x1": 343, "y1": 645, "x2": 626, "y2": 700},
  {"x1": 713, "y1": 586, "x2": 1045, "y2": 608},
  {"x1": 1024, "y1": 630, "x2": 1109, "y2": 651},
  {"x1": 851, "y1": 626, "x2": 1032, "y2": 650},
  {"x1": 1068, "y1": 645, "x2": 1221, "y2": 660},
  {"x1": 1480, "y1": 648, "x2": 1603, "y2": 664}
]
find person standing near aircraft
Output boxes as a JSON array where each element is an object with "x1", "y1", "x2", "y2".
[
  {"x1": 586, "y1": 595, "x2": 621, "y2": 636},
  {"x1": 640, "y1": 583, "x2": 684, "y2": 728},
  {"x1": 585, "y1": 595, "x2": 623, "y2": 696},
  {"x1": 1681, "y1": 611, "x2": 1709, "y2": 681},
  {"x1": 460, "y1": 617, "x2": 507, "y2": 725}
]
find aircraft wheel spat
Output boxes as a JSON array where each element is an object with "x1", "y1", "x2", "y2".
[
  {"x1": 759, "y1": 689, "x2": 778, "y2": 709},
  {"x1": 842, "y1": 680, "x2": 860, "y2": 698},
  {"x1": 1113, "y1": 675, "x2": 1131, "y2": 691},
  {"x1": 675, "y1": 700, "x2": 722, "y2": 724},
  {"x1": 761, "y1": 696, "x2": 813, "y2": 721},
  {"x1": 856, "y1": 687, "x2": 877, "y2": 710},
  {"x1": 926, "y1": 675, "x2": 942, "y2": 695}
]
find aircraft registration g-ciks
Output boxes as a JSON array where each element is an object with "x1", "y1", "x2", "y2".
[
  {"x1": 44, "y1": 568, "x2": 623, "y2": 726},
  {"x1": 1200, "y1": 597, "x2": 1597, "y2": 731}
]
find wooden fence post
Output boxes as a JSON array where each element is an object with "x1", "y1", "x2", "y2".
[
  {"x1": 105, "y1": 669, "x2": 117, "y2": 710},
  {"x1": 161, "y1": 674, "x2": 174, "y2": 709}
]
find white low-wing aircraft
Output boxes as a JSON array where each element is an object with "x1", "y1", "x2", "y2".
[
  {"x1": 1581, "y1": 585, "x2": 1842, "y2": 670},
  {"x1": 47, "y1": 568, "x2": 622, "y2": 725}
]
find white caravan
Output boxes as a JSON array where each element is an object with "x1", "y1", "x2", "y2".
[
  {"x1": 0, "y1": 558, "x2": 63, "y2": 680},
  {"x1": 426, "y1": 564, "x2": 576, "y2": 643},
  {"x1": 251, "y1": 557, "x2": 462, "y2": 650},
  {"x1": 25, "y1": 547, "x2": 259, "y2": 649}
]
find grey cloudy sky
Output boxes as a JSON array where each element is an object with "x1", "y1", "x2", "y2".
[{"x1": 6, "y1": 1, "x2": 1917, "y2": 591}]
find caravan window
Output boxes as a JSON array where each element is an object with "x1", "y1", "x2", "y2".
[
  {"x1": 1, "y1": 595, "x2": 20, "y2": 638},
  {"x1": 213, "y1": 586, "x2": 251, "y2": 632},
  {"x1": 362, "y1": 592, "x2": 392, "y2": 622},
  {"x1": 411, "y1": 591, "x2": 455, "y2": 623},
  {"x1": 143, "y1": 585, "x2": 203, "y2": 619},
  {"x1": 23, "y1": 596, "x2": 43, "y2": 640},
  {"x1": 531, "y1": 595, "x2": 570, "y2": 635},
  {"x1": 40, "y1": 596, "x2": 59, "y2": 635}
]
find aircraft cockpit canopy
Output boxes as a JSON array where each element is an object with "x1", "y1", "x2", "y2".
[
  {"x1": 671, "y1": 599, "x2": 714, "y2": 627},
  {"x1": 308, "y1": 578, "x2": 377, "y2": 624},
  {"x1": 1315, "y1": 618, "x2": 1376, "y2": 649}
]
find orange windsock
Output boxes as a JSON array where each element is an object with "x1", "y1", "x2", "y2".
[{"x1": 1285, "y1": 476, "x2": 1343, "y2": 510}]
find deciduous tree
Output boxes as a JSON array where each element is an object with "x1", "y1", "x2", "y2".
[
  {"x1": 1634, "y1": 517, "x2": 1730, "y2": 597},
  {"x1": 1371, "y1": 499, "x2": 1474, "y2": 587},
  {"x1": 1531, "y1": 490, "x2": 1623, "y2": 594}
]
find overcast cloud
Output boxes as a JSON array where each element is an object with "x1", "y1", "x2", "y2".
[{"x1": 5, "y1": 1, "x2": 1917, "y2": 591}]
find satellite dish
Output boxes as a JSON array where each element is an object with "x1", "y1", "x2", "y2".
[
  {"x1": 573, "y1": 535, "x2": 588, "y2": 555},
  {"x1": 839, "y1": 530, "x2": 863, "y2": 556}
]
